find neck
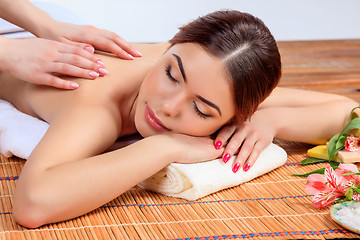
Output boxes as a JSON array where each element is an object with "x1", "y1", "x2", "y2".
[{"x1": 102, "y1": 43, "x2": 169, "y2": 137}]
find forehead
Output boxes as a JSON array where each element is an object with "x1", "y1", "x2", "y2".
[{"x1": 166, "y1": 43, "x2": 236, "y2": 119}]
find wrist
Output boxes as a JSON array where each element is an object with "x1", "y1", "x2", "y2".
[
  {"x1": 30, "y1": 14, "x2": 58, "y2": 38},
  {"x1": 147, "y1": 134, "x2": 182, "y2": 164},
  {"x1": 251, "y1": 108, "x2": 280, "y2": 138}
]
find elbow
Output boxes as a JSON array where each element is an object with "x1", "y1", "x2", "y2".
[{"x1": 12, "y1": 187, "x2": 52, "y2": 228}]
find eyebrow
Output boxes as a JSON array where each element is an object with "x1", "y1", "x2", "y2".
[
  {"x1": 197, "y1": 95, "x2": 222, "y2": 116},
  {"x1": 172, "y1": 53, "x2": 222, "y2": 116},
  {"x1": 172, "y1": 54, "x2": 187, "y2": 82}
]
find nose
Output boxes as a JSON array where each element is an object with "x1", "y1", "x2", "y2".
[{"x1": 160, "y1": 93, "x2": 185, "y2": 117}]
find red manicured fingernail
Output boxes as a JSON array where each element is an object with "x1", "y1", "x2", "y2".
[
  {"x1": 232, "y1": 163, "x2": 240, "y2": 173},
  {"x1": 215, "y1": 141, "x2": 222, "y2": 149},
  {"x1": 243, "y1": 164, "x2": 250, "y2": 172},
  {"x1": 222, "y1": 154, "x2": 230, "y2": 163}
]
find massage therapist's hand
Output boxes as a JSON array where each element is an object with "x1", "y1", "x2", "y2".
[
  {"x1": 38, "y1": 20, "x2": 142, "y2": 60},
  {"x1": 166, "y1": 134, "x2": 224, "y2": 164},
  {"x1": 0, "y1": 37, "x2": 106, "y2": 89},
  {"x1": 214, "y1": 116, "x2": 275, "y2": 173}
]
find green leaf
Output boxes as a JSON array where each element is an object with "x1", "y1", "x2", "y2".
[
  {"x1": 290, "y1": 168, "x2": 326, "y2": 177},
  {"x1": 345, "y1": 188, "x2": 354, "y2": 200},
  {"x1": 329, "y1": 161, "x2": 340, "y2": 168},
  {"x1": 349, "y1": 105, "x2": 360, "y2": 121},
  {"x1": 342, "y1": 118, "x2": 360, "y2": 133},
  {"x1": 334, "y1": 197, "x2": 347, "y2": 203},
  {"x1": 350, "y1": 187, "x2": 360, "y2": 195},
  {"x1": 300, "y1": 157, "x2": 327, "y2": 165},
  {"x1": 327, "y1": 117, "x2": 360, "y2": 160},
  {"x1": 342, "y1": 172, "x2": 360, "y2": 176},
  {"x1": 327, "y1": 133, "x2": 342, "y2": 161},
  {"x1": 335, "y1": 135, "x2": 347, "y2": 149}
]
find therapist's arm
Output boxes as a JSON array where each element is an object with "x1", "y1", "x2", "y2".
[
  {"x1": 0, "y1": 0, "x2": 141, "y2": 59},
  {"x1": 0, "y1": 0, "x2": 49, "y2": 35}
]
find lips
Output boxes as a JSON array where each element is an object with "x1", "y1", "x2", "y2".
[{"x1": 145, "y1": 105, "x2": 168, "y2": 131}]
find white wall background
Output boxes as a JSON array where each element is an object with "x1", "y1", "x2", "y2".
[{"x1": 36, "y1": 0, "x2": 360, "y2": 42}]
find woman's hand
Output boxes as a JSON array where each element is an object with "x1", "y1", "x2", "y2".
[
  {"x1": 213, "y1": 118, "x2": 275, "y2": 173},
  {"x1": 0, "y1": 37, "x2": 106, "y2": 89},
  {"x1": 166, "y1": 133, "x2": 224, "y2": 164},
  {"x1": 38, "y1": 21, "x2": 142, "y2": 60}
]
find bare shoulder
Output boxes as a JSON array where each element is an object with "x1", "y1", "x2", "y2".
[{"x1": 25, "y1": 103, "x2": 120, "y2": 171}]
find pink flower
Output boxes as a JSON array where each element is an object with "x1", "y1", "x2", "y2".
[
  {"x1": 336, "y1": 163, "x2": 360, "y2": 189},
  {"x1": 305, "y1": 167, "x2": 344, "y2": 208},
  {"x1": 305, "y1": 164, "x2": 360, "y2": 208},
  {"x1": 353, "y1": 192, "x2": 360, "y2": 201},
  {"x1": 344, "y1": 136, "x2": 360, "y2": 152}
]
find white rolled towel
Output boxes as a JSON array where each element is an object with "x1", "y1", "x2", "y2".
[
  {"x1": 0, "y1": 100, "x2": 49, "y2": 159},
  {"x1": 138, "y1": 143, "x2": 287, "y2": 200}
]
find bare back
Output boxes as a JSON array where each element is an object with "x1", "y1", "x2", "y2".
[{"x1": 0, "y1": 43, "x2": 168, "y2": 133}]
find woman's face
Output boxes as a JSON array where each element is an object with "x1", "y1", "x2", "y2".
[{"x1": 134, "y1": 43, "x2": 236, "y2": 137}]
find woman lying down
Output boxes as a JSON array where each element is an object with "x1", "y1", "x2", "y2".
[{"x1": 0, "y1": 10, "x2": 358, "y2": 228}]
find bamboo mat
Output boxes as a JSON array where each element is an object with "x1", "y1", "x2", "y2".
[
  {"x1": 1, "y1": 141, "x2": 359, "y2": 239},
  {"x1": 1, "y1": 39, "x2": 360, "y2": 239}
]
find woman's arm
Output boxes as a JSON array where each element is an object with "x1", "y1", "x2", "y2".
[
  {"x1": 258, "y1": 87, "x2": 359, "y2": 144},
  {"x1": 214, "y1": 87, "x2": 359, "y2": 173},
  {"x1": 12, "y1": 104, "x2": 171, "y2": 228},
  {"x1": 258, "y1": 87, "x2": 352, "y2": 109},
  {"x1": 12, "y1": 101, "x2": 222, "y2": 228}
]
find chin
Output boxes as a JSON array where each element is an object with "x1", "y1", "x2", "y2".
[{"x1": 134, "y1": 115, "x2": 153, "y2": 138}]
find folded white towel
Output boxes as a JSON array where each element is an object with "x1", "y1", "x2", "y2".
[
  {"x1": 138, "y1": 143, "x2": 287, "y2": 200},
  {"x1": 0, "y1": 100, "x2": 49, "y2": 159}
]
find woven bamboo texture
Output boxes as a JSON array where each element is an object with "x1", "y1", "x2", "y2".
[{"x1": 1, "y1": 39, "x2": 360, "y2": 239}]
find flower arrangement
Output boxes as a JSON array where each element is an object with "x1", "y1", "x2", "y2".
[
  {"x1": 295, "y1": 105, "x2": 360, "y2": 208},
  {"x1": 305, "y1": 163, "x2": 360, "y2": 208}
]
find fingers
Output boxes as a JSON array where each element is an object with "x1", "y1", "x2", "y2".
[
  {"x1": 241, "y1": 140, "x2": 270, "y2": 170},
  {"x1": 49, "y1": 62, "x2": 101, "y2": 80},
  {"x1": 37, "y1": 74, "x2": 79, "y2": 90},
  {"x1": 58, "y1": 42, "x2": 100, "y2": 64},
  {"x1": 56, "y1": 43, "x2": 109, "y2": 78},
  {"x1": 109, "y1": 33, "x2": 142, "y2": 58},
  {"x1": 214, "y1": 125, "x2": 236, "y2": 149},
  {"x1": 215, "y1": 123, "x2": 273, "y2": 174},
  {"x1": 217, "y1": 125, "x2": 247, "y2": 164},
  {"x1": 232, "y1": 135, "x2": 258, "y2": 173},
  {"x1": 61, "y1": 38, "x2": 94, "y2": 53},
  {"x1": 89, "y1": 35, "x2": 136, "y2": 60},
  {"x1": 78, "y1": 28, "x2": 142, "y2": 59}
]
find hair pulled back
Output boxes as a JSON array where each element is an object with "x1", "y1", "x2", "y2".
[{"x1": 169, "y1": 10, "x2": 281, "y2": 122}]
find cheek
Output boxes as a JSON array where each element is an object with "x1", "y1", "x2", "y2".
[
  {"x1": 141, "y1": 69, "x2": 170, "y2": 98},
  {"x1": 177, "y1": 112, "x2": 225, "y2": 136}
]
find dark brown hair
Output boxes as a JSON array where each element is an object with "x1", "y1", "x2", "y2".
[{"x1": 169, "y1": 10, "x2": 281, "y2": 122}]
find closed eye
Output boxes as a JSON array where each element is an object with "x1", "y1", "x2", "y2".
[
  {"x1": 165, "y1": 65, "x2": 179, "y2": 83},
  {"x1": 193, "y1": 101, "x2": 211, "y2": 119}
]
